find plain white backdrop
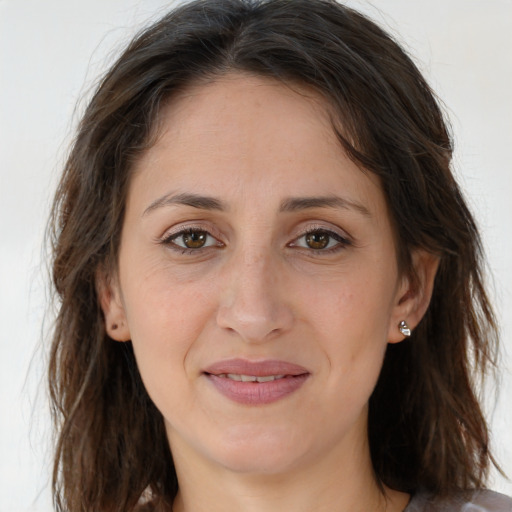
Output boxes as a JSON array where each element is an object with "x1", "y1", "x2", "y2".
[{"x1": 0, "y1": 0, "x2": 511, "y2": 510}]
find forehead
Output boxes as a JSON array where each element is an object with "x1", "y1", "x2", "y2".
[
  {"x1": 155, "y1": 73, "x2": 335, "y2": 153},
  {"x1": 129, "y1": 72, "x2": 384, "y2": 215}
]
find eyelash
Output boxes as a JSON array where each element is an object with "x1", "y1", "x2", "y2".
[
  {"x1": 159, "y1": 226, "x2": 351, "y2": 255},
  {"x1": 293, "y1": 228, "x2": 351, "y2": 252},
  {"x1": 160, "y1": 227, "x2": 224, "y2": 255}
]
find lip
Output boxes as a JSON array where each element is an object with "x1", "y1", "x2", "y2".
[{"x1": 203, "y1": 358, "x2": 310, "y2": 405}]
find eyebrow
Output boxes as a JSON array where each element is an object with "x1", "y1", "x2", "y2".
[
  {"x1": 143, "y1": 192, "x2": 371, "y2": 217},
  {"x1": 143, "y1": 192, "x2": 227, "y2": 216},
  {"x1": 279, "y1": 195, "x2": 371, "y2": 217}
]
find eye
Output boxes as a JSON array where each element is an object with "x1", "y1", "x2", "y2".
[
  {"x1": 163, "y1": 228, "x2": 222, "y2": 251},
  {"x1": 291, "y1": 229, "x2": 350, "y2": 252}
]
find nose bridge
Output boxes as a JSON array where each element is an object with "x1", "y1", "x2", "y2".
[
  {"x1": 238, "y1": 244, "x2": 274, "y2": 302},
  {"x1": 216, "y1": 240, "x2": 293, "y2": 342}
]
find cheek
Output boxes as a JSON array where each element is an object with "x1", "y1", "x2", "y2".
[
  {"x1": 300, "y1": 268, "x2": 395, "y2": 344},
  {"x1": 296, "y1": 264, "x2": 395, "y2": 388},
  {"x1": 120, "y1": 259, "x2": 218, "y2": 378},
  {"x1": 122, "y1": 275, "x2": 220, "y2": 429}
]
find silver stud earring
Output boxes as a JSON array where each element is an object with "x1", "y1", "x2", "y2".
[{"x1": 398, "y1": 320, "x2": 411, "y2": 337}]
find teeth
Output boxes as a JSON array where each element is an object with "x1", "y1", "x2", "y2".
[
  {"x1": 256, "y1": 375, "x2": 284, "y2": 382},
  {"x1": 218, "y1": 373, "x2": 286, "y2": 382}
]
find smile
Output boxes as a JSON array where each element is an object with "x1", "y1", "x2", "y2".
[{"x1": 204, "y1": 359, "x2": 310, "y2": 405}]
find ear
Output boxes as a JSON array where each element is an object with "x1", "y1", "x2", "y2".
[
  {"x1": 388, "y1": 249, "x2": 440, "y2": 343},
  {"x1": 95, "y1": 267, "x2": 131, "y2": 342}
]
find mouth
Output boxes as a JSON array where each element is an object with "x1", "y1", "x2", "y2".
[{"x1": 203, "y1": 359, "x2": 310, "y2": 405}]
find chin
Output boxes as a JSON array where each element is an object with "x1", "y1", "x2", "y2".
[
  {"x1": 204, "y1": 424, "x2": 309, "y2": 475},
  {"x1": 215, "y1": 448, "x2": 302, "y2": 475}
]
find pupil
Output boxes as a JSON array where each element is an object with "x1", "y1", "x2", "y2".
[
  {"x1": 184, "y1": 232, "x2": 206, "y2": 248},
  {"x1": 306, "y1": 232, "x2": 329, "y2": 249}
]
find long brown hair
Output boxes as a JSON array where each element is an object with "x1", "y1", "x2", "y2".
[{"x1": 48, "y1": 0, "x2": 500, "y2": 510}]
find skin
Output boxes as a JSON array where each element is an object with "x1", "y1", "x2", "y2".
[{"x1": 99, "y1": 73, "x2": 438, "y2": 512}]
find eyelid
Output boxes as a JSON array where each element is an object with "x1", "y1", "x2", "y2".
[
  {"x1": 293, "y1": 222, "x2": 352, "y2": 242},
  {"x1": 159, "y1": 222, "x2": 223, "y2": 243}
]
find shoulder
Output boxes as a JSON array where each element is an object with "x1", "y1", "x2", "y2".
[{"x1": 406, "y1": 490, "x2": 512, "y2": 512}]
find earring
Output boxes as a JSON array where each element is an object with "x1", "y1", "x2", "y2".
[
  {"x1": 398, "y1": 320, "x2": 411, "y2": 337},
  {"x1": 111, "y1": 323, "x2": 118, "y2": 330}
]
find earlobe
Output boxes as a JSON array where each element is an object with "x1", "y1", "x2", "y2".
[
  {"x1": 388, "y1": 250, "x2": 440, "y2": 344},
  {"x1": 95, "y1": 267, "x2": 131, "y2": 342}
]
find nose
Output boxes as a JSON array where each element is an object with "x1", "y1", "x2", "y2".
[{"x1": 216, "y1": 247, "x2": 294, "y2": 343}]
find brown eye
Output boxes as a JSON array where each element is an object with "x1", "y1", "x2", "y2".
[
  {"x1": 305, "y1": 232, "x2": 330, "y2": 250},
  {"x1": 165, "y1": 229, "x2": 220, "y2": 251},
  {"x1": 291, "y1": 229, "x2": 350, "y2": 253},
  {"x1": 182, "y1": 231, "x2": 207, "y2": 248}
]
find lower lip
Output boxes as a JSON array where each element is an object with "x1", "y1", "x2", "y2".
[{"x1": 206, "y1": 374, "x2": 309, "y2": 405}]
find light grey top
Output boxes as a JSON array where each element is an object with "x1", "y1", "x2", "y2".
[{"x1": 405, "y1": 490, "x2": 512, "y2": 511}]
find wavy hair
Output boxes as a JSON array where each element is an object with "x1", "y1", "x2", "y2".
[{"x1": 48, "y1": 1, "x2": 500, "y2": 510}]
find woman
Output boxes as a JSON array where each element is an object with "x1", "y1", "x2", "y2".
[{"x1": 47, "y1": 0, "x2": 511, "y2": 511}]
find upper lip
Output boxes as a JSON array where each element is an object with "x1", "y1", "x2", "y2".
[{"x1": 204, "y1": 358, "x2": 309, "y2": 377}]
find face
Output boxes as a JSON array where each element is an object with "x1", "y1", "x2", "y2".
[{"x1": 102, "y1": 74, "x2": 427, "y2": 477}]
